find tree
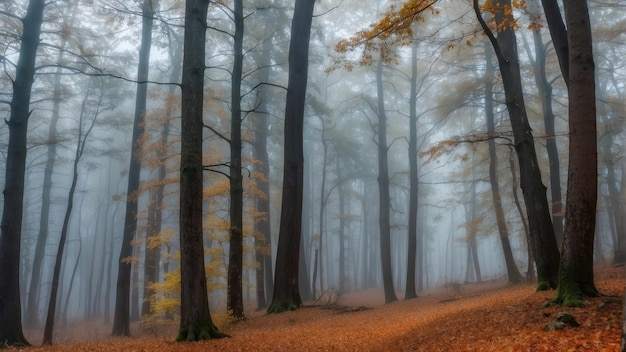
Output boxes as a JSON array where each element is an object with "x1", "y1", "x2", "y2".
[
  {"x1": 176, "y1": 0, "x2": 227, "y2": 340},
  {"x1": 25, "y1": 3, "x2": 78, "y2": 327},
  {"x1": 524, "y1": 0, "x2": 564, "y2": 245},
  {"x1": 550, "y1": 0, "x2": 599, "y2": 307},
  {"x1": 112, "y1": 0, "x2": 155, "y2": 337},
  {"x1": 0, "y1": 0, "x2": 45, "y2": 347},
  {"x1": 42, "y1": 78, "x2": 101, "y2": 345},
  {"x1": 250, "y1": 9, "x2": 275, "y2": 308},
  {"x1": 142, "y1": 23, "x2": 183, "y2": 321},
  {"x1": 405, "y1": 38, "x2": 419, "y2": 300},
  {"x1": 473, "y1": 0, "x2": 560, "y2": 290},
  {"x1": 227, "y1": 0, "x2": 245, "y2": 321},
  {"x1": 267, "y1": 0, "x2": 316, "y2": 314},
  {"x1": 483, "y1": 42, "x2": 523, "y2": 284},
  {"x1": 375, "y1": 57, "x2": 398, "y2": 304}
]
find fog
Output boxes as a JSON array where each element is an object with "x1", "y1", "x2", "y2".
[{"x1": 0, "y1": 0, "x2": 624, "y2": 344}]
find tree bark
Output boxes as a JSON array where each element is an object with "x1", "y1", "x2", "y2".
[
  {"x1": 484, "y1": 42, "x2": 523, "y2": 284},
  {"x1": 524, "y1": 0, "x2": 564, "y2": 245},
  {"x1": 251, "y1": 8, "x2": 275, "y2": 309},
  {"x1": 375, "y1": 58, "x2": 398, "y2": 304},
  {"x1": 552, "y1": 0, "x2": 599, "y2": 307},
  {"x1": 539, "y1": 0, "x2": 569, "y2": 85},
  {"x1": 474, "y1": 0, "x2": 560, "y2": 290},
  {"x1": 405, "y1": 39, "x2": 419, "y2": 300},
  {"x1": 227, "y1": 0, "x2": 245, "y2": 321},
  {"x1": 267, "y1": 0, "x2": 315, "y2": 314},
  {"x1": 176, "y1": 0, "x2": 227, "y2": 341},
  {"x1": 0, "y1": 0, "x2": 45, "y2": 346},
  {"x1": 112, "y1": 0, "x2": 154, "y2": 337}
]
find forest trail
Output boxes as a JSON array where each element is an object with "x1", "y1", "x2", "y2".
[{"x1": 21, "y1": 266, "x2": 623, "y2": 351}]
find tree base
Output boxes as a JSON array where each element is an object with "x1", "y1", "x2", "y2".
[
  {"x1": 535, "y1": 280, "x2": 553, "y2": 292},
  {"x1": 267, "y1": 301, "x2": 301, "y2": 314},
  {"x1": 176, "y1": 323, "x2": 229, "y2": 342},
  {"x1": 548, "y1": 282, "x2": 600, "y2": 307},
  {"x1": 0, "y1": 337, "x2": 30, "y2": 348}
]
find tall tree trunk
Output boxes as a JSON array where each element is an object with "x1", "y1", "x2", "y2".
[
  {"x1": 337, "y1": 157, "x2": 346, "y2": 292},
  {"x1": 484, "y1": 43, "x2": 523, "y2": 284},
  {"x1": 540, "y1": 0, "x2": 569, "y2": 85},
  {"x1": 112, "y1": 0, "x2": 153, "y2": 336},
  {"x1": 552, "y1": 0, "x2": 599, "y2": 306},
  {"x1": 142, "y1": 27, "x2": 182, "y2": 319},
  {"x1": 0, "y1": 0, "x2": 45, "y2": 346},
  {"x1": 251, "y1": 10, "x2": 275, "y2": 308},
  {"x1": 267, "y1": 0, "x2": 315, "y2": 314},
  {"x1": 317, "y1": 132, "x2": 328, "y2": 295},
  {"x1": 25, "y1": 24, "x2": 71, "y2": 328},
  {"x1": 43, "y1": 81, "x2": 99, "y2": 344},
  {"x1": 474, "y1": 0, "x2": 560, "y2": 290},
  {"x1": 375, "y1": 58, "x2": 398, "y2": 304},
  {"x1": 227, "y1": 0, "x2": 245, "y2": 321},
  {"x1": 525, "y1": 0, "x2": 564, "y2": 245},
  {"x1": 405, "y1": 39, "x2": 419, "y2": 300},
  {"x1": 177, "y1": 0, "x2": 227, "y2": 341}
]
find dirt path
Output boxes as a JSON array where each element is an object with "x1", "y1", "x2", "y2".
[{"x1": 19, "y1": 266, "x2": 624, "y2": 351}]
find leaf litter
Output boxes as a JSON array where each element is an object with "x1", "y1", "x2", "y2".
[{"x1": 17, "y1": 266, "x2": 623, "y2": 351}]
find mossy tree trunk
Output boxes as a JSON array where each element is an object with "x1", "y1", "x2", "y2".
[{"x1": 552, "y1": 0, "x2": 599, "y2": 307}]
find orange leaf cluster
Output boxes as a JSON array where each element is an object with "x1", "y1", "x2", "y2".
[{"x1": 330, "y1": 0, "x2": 440, "y2": 71}]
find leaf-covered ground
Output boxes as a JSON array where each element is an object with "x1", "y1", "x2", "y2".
[{"x1": 18, "y1": 266, "x2": 624, "y2": 351}]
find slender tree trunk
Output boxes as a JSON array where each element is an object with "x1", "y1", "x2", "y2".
[
  {"x1": 227, "y1": 0, "x2": 245, "y2": 321},
  {"x1": 337, "y1": 157, "x2": 346, "y2": 292},
  {"x1": 484, "y1": 43, "x2": 523, "y2": 284},
  {"x1": 104, "y1": 193, "x2": 121, "y2": 324},
  {"x1": 63, "y1": 194, "x2": 85, "y2": 326},
  {"x1": 267, "y1": 0, "x2": 315, "y2": 314},
  {"x1": 142, "y1": 27, "x2": 182, "y2": 320},
  {"x1": 375, "y1": 58, "x2": 398, "y2": 304},
  {"x1": 509, "y1": 148, "x2": 534, "y2": 282},
  {"x1": 0, "y1": 0, "x2": 45, "y2": 346},
  {"x1": 540, "y1": 0, "x2": 569, "y2": 85},
  {"x1": 317, "y1": 133, "x2": 328, "y2": 295},
  {"x1": 142, "y1": 189, "x2": 160, "y2": 319},
  {"x1": 405, "y1": 39, "x2": 419, "y2": 300},
  {"x1": 112, "y1": 0, "x2": 153, "y2": 336},
  {"x1": 251, "y1": 12, "x2": 275, "y2": 308},
  {"x1": 474, "y1": 0, "x2": 560, "y2": 290},
  {"x1": 43, "y1": 82, "x2": 99, "y2": 344},
  {"x1": 553, "y1": 0, "x2": 599, "y2": 306},
  {"x1": 524, "y1": 0, "x2": 564, "y2": 245},
  {"x1": 26, "y1": 32, "x2": 69, "y2": 330}
]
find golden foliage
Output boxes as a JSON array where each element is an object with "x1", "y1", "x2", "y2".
[{"x1": 330, "y1": 0, "x2": 440, "y2": 71}]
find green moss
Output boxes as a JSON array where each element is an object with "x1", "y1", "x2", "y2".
[
  {"x1": 549, "y1": 261, "x2": 599, "y2": 307},
  {"x1": 535, "y1": 280, "x2": 551, "y2": 292},
  {"x1": 175, "y1": 323, "x2": 229, "y2": 342},
  {"x1": 267, "y1": 300, "x2": 302, "y2": 314}
]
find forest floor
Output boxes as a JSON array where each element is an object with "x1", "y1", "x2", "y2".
[{"x1": 17, "y1": 266, "x2": 624, "y2": 351}]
